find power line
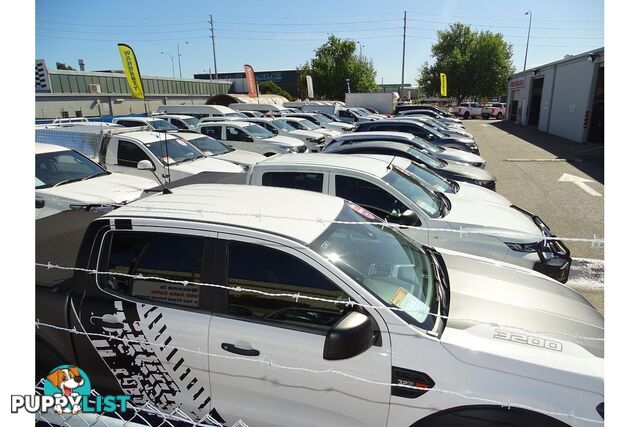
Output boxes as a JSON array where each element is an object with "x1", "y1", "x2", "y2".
[
  {"x1": 406, "y1": 27, "x2": 603, "y2": 40},
  {"x1": 408, "y1": 18, "x2": 603, "y2": 30}
]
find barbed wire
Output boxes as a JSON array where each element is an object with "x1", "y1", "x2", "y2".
[
  {"x1": 34, "y1": 322, "x2": 603, "y2": 425},
  {"x1": 93, "y1": 201, "x2": 605, "y2": 246},
  {"x1": 35, "y1": 262, "x2": 604, "y2": 342}
]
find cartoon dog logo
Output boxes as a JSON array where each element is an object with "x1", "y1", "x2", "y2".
[{"x1": 45, "y1": 366, "x2": 87, "y2": 414}]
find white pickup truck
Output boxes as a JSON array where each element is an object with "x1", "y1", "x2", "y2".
[
  {"x1": 35, "y1": 126, "x2": 244, "y2": 185},
  {"x1": 481, "y1": 103, "x2": 507, "y2": 120},
  {"x1": 243, "y1": 154, "x2": 572, "y2": 283},
  {"x1": 454, "y1": 102, "x2": 483, "y2": 119},
  {"x1": 35, "y1": 143, "x2": 157, "y2": 219}
]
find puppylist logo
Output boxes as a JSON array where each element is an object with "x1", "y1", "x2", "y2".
[{"x1": 11, "y1": 365, "x2": 130, "y2": 415}]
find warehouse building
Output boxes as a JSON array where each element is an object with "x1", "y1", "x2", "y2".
[
  {"x1": 35, "y1": 60, "x2": 232, "y2": 120},
  {"x1": 194, "y1": 69, "x2": 299, "y2": 98},
  {"x1": 506, "y1": 47, "x2": 604, "y2": 143}
]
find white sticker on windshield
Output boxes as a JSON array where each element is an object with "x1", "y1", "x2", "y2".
[{"x1": 390, "y1": 287, "x2": 428, "y2": 322}]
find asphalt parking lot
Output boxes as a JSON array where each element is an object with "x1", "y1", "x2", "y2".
[{"x1": 464, "y1": 119, "x2": 604, "y2": 313}]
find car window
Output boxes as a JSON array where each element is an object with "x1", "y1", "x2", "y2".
[
  {"x1": 335, "y1": 175, "x2": 419, "y2": 225},
  {"x1": 170, "y1": 118, "x2": 189, "y2": 130},
  {"x1": 227, "y1": 241, "x2": 350, "y2": 332},
  {"x1": 226, "y1": 127, "x2": 251, "y2": 142},
  {"x1": 35, "y1": 149, "x2": 107, "y2": 188},
  {"x1": 116, "y1": 120, "x2": 141, "y2": 127},
  {"x1": 117, "y1": 140, "x2": 151, "y2": 167},
  {"x1": 201, "y1": 125, "x2": 223, "y2": 140},
  {"x1": 262, "y1": 172, "x2": 324, "y2": 193},
  {"x1": 101, "y1": 232, "x2": 205, "y2": 309}
]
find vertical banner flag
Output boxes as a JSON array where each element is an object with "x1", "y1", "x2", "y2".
[
  {"x1": 440, "y1": 73, "x2": 447, "y2": 97},
  {"x1": 244, "y1": 64, "x2": 258, "y2": 98},
  {"x1": 306, "y1": 75, "x2": 314, "y2": 99},
  {"x1": 117, "y1": 44, "x2": 145, "y2": 99}
]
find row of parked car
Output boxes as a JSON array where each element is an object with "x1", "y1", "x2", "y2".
[{"x1": 35, "y1": 102, "x2": 603, "y2": 426}]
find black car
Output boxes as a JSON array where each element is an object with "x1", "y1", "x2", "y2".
[
  {"x1": 394, "y1": 104, "x2": 452, "y2": 117},
  {"x1": 355, "y1": 119, "x2": 479, "y2": 154},
  {"x1": 322, "y1": 140, "x2": 496, "y2": 190}
]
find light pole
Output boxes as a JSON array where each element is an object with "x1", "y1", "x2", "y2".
[
  {"x1": 523, "y1": 11, "x2": 532, "y2": 71},
  {"x1": 160, "y1": 51, "x2": 175, "y2": 78},
  {"x1": 177, "y1": 41, "x2": 189, "y2": 79},
  {"x1": 357, "y1": 41, "x2": 365, "y2": 59}
]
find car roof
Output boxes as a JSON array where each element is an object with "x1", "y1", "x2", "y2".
[
  {"x1": 35, "y1": 143, "x2": 73, "y2": 154},
  {"x1": 200, "y1": 120, "x2": 254, "y2": 127},
  {"x1": 281, "y1": 117, "x2": 307, "y2": 122},
  {"x1": 326, "y1": 140, "x2": 413, "y2": 153},
  {"x1": 257, "y1": 153, "x2": 392, "y2": 178},
  {"x1": 155, "y1": 114, "x2": 196, "y2": 120},
  {"x1": 105, "y1": 184, "x2": 346, "y2": 245},
  {"x1": 117, "y1": 130, "x2": 182, "y2": 143},
  {"x1": 114, "y1": 116, "x2": 165, "y2": 123},
  {"x1": 361, "y1": 119, "x2": 426, "y2": 127},
  {"x1": 336, "y1": 131, "x2": 415, "y2": 141}
]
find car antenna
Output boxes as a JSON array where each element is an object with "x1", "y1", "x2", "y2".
[
  {"x1": 154, "y1": 130, "x2": 172, "y2": 194},
  {"x1": 387, "y1": 156, "x2": 396, "y2": 171}
]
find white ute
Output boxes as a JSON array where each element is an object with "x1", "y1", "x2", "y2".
[
  {"x1": 246, "y1": 154, "x2": 572, "y2": 282},
  {"x1": 242, "y1": 117, "x2": 327, "y2": 152},
  {"x1": 34, "y1": 126, "x2": 244, "y2": 185},
  {"x1": 35, "y1": 143, "x2": 157, "y2": 219},
  {"x1": 92, "y1": 184, "x2": 602, "y2": 426}
]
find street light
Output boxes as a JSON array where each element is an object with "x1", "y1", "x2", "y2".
[
  {"x1": 160, "y1": 51, "x2": 175, "y2": 78},
  {"x1": 177, "y1": 41, "x2": 189, "y2": 79},
  {"x1": 356, "y1": 41, "x2": 365, "y2": 59},
  {"x1": 523, "y1": 11, "x2": 532, "y2": 71}
]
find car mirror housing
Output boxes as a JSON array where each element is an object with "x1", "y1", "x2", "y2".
[
  {"x1": 323, "y1": 311, "x2": 374, "y2": 360},
  {"x1": 137, "y1": 160, "x2": 155, "y2": 171},
  {"x1": 399, "y1": 209, "x2": 420, "y2": 226}
]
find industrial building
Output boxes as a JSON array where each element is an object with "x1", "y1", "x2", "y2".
[
  {"x1": 506, "y1": 47, "x2": 604, "y2": 143},
  {"x1": 35, "y1": 59, "x2": 232, "y2": 120},
  {"x1": 194, "y1": 69, "x2": 299, "y2": 98}
]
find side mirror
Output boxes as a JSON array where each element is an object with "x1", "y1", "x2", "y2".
[
  {"x1": 137, "y1": 160, "x2": 155, "y2": 171},
  {"x1": 399, "y1": 209, "x2": 419, "y2": 226},
  {"x1": 323, "y1": 311, "x2": 374, "y2": 360},
  {"x1": 36, "y1": 198, "x2": 45, "y2": 209}
]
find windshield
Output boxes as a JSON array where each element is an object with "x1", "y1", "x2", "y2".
[
  {"x1": 382, "y1": 168, "x2": 443, "y2": 218},
  {"x1": 410, "y1": 135, "x2": 444, "y2": 154},
  {"x1": 406, "y1": 163, "x2": 453, "y2": 193},
  {"x1": 183, "y1": 117, "x2": 200, "y2": 128},
  {"x1": 183, "y1": 135, "x2": 233, "y2": 156},
  {"x1": 408, "y1": 147, "x2": 446, "y2": 169},
  {"x1": 350, "y1": 109, "x2": 367, "y2": 117},
  {"x1": 271, "y1": 119, "x2": 297, "y2": 132},
  {"x1": 320, "y1": 112, "x2": 341, "y2": 121},
  {"x1": 145, "y1": 138, "x2": 204, "y2": 165},
  {"x1": 245, "y1": 124, "x2": 275, "y2": 139},
  {"x1": 309, "y1": 202, "x2": 437, "y2": 329},
  {"x1": 299, "y1": 119, "x2": 320, "y2": 130},
  {"x1": 148, "y1": 119, "x2": 178, "y2": 131},
  {"x1": 309, "y1": 114, "x2": 331, "y2": 124},
  {"x1": 36, "y1": 149, "x2": 108, "y2": 188}
]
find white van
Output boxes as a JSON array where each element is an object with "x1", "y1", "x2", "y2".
[{"x1": 156, "y1": 105, "x2": 246, "y2": 120}]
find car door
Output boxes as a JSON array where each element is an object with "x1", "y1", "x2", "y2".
[
  {"x1": 225, "y1": 125, "x2": 255, "y2": 153},
  {"x1": 109, "y1": 139, "x2": 163, "y2": 181},
  {"x1": 329, "y1": 173, "x2": 429, "y2": 245},
  {"x1": 76, "y1": 227, "x2": 219, "y2": 420},
  {"x1": 208, "y1": 235, "x2": 391, "y2": 426}
]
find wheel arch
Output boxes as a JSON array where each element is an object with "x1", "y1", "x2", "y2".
[{"x1": 409, "y1": 404, "x2": 571, "y2": 427}]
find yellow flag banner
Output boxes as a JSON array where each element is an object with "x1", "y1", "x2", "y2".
[
  {"x1": 440, "y1": 73, "x2": 447, "y2": 97},
  {"x1": 118, "y1": 43, "x2": 145, "y2": 99}
]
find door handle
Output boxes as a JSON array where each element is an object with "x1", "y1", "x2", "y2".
[
  {"x1": 221, "y1": 343, "x2": 260, "y2": 357},
  {"x1": 90, "y1": 314, "x2": 124, "y2": 329}
]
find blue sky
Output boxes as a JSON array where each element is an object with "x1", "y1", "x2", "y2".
[{"x1": 36, "y1": 0, "x2": 604, "y2": 85}]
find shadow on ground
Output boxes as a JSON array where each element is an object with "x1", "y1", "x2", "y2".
[{"x1": 488, "y1": 120, "x2": 604, "y2": 184}]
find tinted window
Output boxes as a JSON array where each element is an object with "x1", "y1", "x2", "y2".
[
  {"x1": 262, "y1": 172, "x2": 324, "y2": 193},
  {"x1": 36, "y1": 149, "x2": 107, "y2": 188},
  {"x1": 117, "y1": 140, "x2": 151, "y2": 167},
  {"x1": 226, "y1": 126, "x2": 251, "y2": 142},
  {"x1": 335, "y1": 175, "x2": 415, "y2": 224},
  {"x1": 201, "y1": 125, "x2": 223, "y2": 139},
  {"x1": 170, "y1": 118, "x2": 189, "y2": 130},
  {"x1": 116, "y1": 120, "x2": 141, "y2": 127},
  {"x1": 227, "y1": 241, "x2": 349, "y2": 332},
  {"x1": 102, "y1": 232, "x2": 205, "y2": 308}
]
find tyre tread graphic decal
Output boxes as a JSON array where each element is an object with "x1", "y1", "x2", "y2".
[{"x1": 87, "y1": 302, "x2": 212, "y2": 419}]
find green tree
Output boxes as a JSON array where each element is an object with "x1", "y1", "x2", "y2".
[
  {"x1": 417, "y1": 23, "x2": 515, "y2": 103},
  {"x1": 298, "y1": 35, "x2": 378, "y2": 100},
  {"x1": 258, "y1": 81, "x2": 293, "y2": 101}
]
